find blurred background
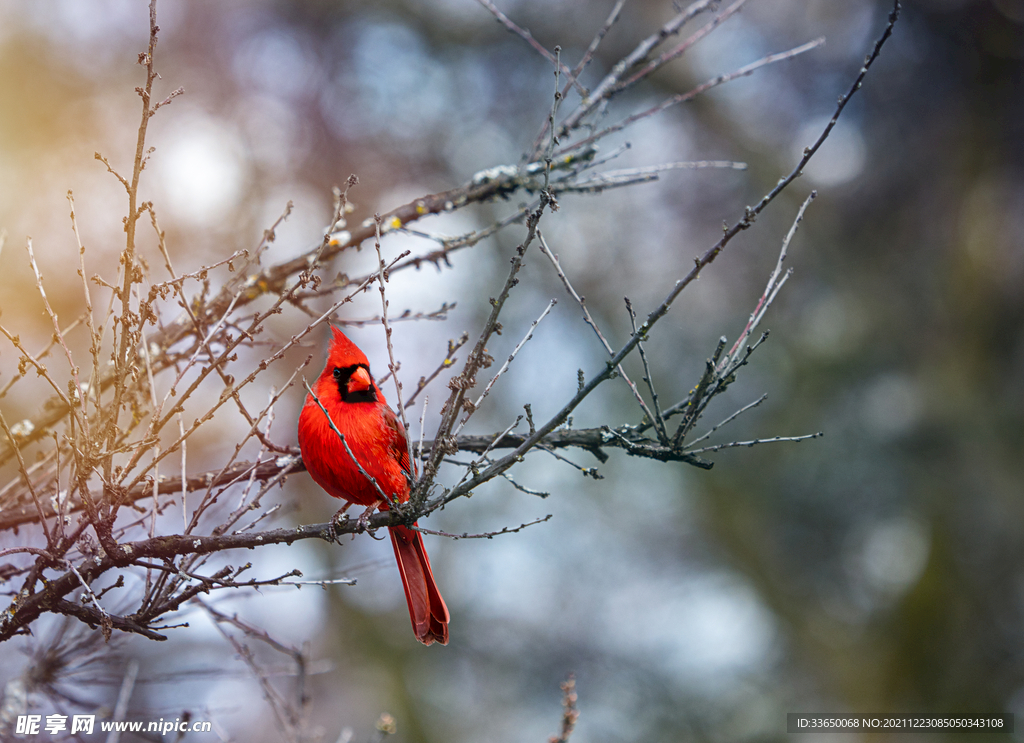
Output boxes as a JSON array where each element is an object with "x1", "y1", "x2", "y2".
[{"x1": 1, "y1": 0, "x2": 1023, "y2": 741}]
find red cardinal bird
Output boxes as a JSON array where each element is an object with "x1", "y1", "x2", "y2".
[{"x1": 298, "y1": 325, "x2": 449, "y2": 645}]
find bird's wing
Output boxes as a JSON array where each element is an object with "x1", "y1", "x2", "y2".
[{"x1": 381, "y1": 404, "x2": 414, "y2": 478}]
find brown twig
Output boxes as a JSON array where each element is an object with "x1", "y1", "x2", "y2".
[
  {"x1": 548, "y1": 674, "x2": 579, "y2": 743},
  {"x1": 476, "y1": 0, "x2": 586, "y2": 97}
]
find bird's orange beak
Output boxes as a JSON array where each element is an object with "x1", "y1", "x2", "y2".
[{"x1": 347, "y1": 366, "x2": 372, "y2": 395}]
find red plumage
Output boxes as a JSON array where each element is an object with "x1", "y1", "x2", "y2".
[{"x1": 298, "y1": 325, "x2": 449, "y2": 645}]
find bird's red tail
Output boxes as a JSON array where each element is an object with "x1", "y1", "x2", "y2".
[{"x1": 388, "y1": 524, "x2": 449, "y2": 646}]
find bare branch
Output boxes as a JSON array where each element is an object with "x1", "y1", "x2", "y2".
[
  {"x1": 685, "y1": 432, "x2": 824, "y2": 455},
  {"x1": 724, "y1": 191, "x2": 815, "y2": 366},
  {"x1": 454, "y1": 299, "x2": 557, "y2": 436},
  {"x1": 476, "y1": 0, "x2": 586, "y2": 96},
  {"x1": 414, "y1": 515, "x2": 552, "y2": 540},
  {"x1": 548, "y1": 674, "x2": 580, "y2": 743},
  {"x1": 537, "y1": 231, "x2": 659, "y2": 427},
  {"x1": 372, "y1": 215, "x2": 415, "y2": 481},
  {"x1": 302, "y1": 380, "x2": 392, "y2": 507},
  {"x1": 558, "y1": 37, "x2": 826, "y2": 156}
]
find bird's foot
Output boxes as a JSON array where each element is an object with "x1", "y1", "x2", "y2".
[
  {"x1": 328, "y1": 504, "x2": 353, "y2": 544},
  {"x1": 357, "y1": 501, "x2": 385, "y2": 538}
]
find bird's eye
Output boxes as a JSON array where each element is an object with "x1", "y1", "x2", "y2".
[{"x1": 332, "y1": 368, "x2": 342, "y2": 379}]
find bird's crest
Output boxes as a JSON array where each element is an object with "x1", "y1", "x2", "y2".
[{"x1": 328, "y1": 325, "x2": 369, "y2": 368}]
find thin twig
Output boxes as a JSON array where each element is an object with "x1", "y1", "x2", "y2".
[
  {"x1": 199, "y1": 600, "x2": 305, "y2": 743},
  {"x1": 105, "y1": 659, "x2": 140, "y2": 743},
  {"x1": 685, "y1": 432, "x2": 823, "y2": 455},
  {"x1": 373, "y1": 215, "x2": 415, "y2": 481},
  {"x1": 549, "y1": 674, "x2": 580, "y2": 743},
  {"x1": 414, "y1": 514, "x2": 552, "y2": 540},
  {"x1": 404, "y1": 333, "x2": 468, "y2": 411},
  {"x1": 723, "y1": 191, "x2": 815, "y2": 368},
  {"x1": 685, "y1": 393, "x2": 768, "y2": 448},
  {"x1": 625, "y1": 297, "x2": 667, "y2": 444},
  {"x1": 302, "y1": 381, "x2": 391, "y2": 506},
  {"x1": 26, "y1": 239, "x2": 89, "y2": 431},
  {"x1": 453, "y1": 299, "x2": 557, "y2": 436},
  {"x1": 617, "y1": 0, "x2": 749, "y2": 90},
  {"x1": 537, "y1": 231, "x2": 659, "y2": 425},
  {"x1": 0, "y1": 409, "x2": 54, "y2": 547},
  {"x1": 476, "y1": 0, "x2": 586, "y2": 96},
  {"x1": 557, "y1": 37, "x2": 825, "y2": 157},
  {"x1": 554, "y1": 0, "x2": 720, "y2": 141},
  {"x1": 528, "y1": 0, "x2": 627, "y2": 156}
]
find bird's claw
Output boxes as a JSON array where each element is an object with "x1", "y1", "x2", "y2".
[
  {"x1": 328, "y1": 505, "x2": 354, "y2": 544},
  {"x1": 324, "y1": 502, "x2": 381, "y2": 542},
  {"x1": 356, "y1": 503, "x2": 378, "y2": 534}
]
